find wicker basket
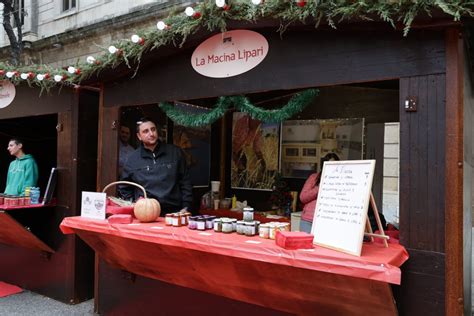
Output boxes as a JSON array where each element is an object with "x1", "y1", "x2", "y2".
[{"x1": 102, "y1": 181, "x2": 146, "y2": 215}]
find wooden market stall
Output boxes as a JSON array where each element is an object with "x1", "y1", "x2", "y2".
[
  {"x1": 0, "y1": 84, "x2": 99, "y2": 303},
  {"x1": 61, "y1": 12, "x2": 472, "y2": 316}
]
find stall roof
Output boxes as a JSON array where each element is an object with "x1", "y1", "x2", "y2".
[{"x1": 0, "y1": 2, "x2": 471, "y2": 91}]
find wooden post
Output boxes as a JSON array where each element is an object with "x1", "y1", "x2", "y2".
[{"x1": 445, "y1": 27, "x2": 464, "y2": 316}]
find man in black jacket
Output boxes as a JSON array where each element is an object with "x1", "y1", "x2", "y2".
[{"x1": 119, "y1": 118, "x2": 193, "y2": 214}]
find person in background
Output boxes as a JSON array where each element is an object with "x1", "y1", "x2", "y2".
[
  {"x1": 4, "y1": 138, "x2": 39, "y2": 196},
  {"x1": 118, "y1": 125, "x2": 135, "y2": 177},
  {"x1": 119, "y1": 118, "x2": 192, "y2": 214},
  {"x1": 299, "y1": 153, "x2": 340, "y2": 233}
]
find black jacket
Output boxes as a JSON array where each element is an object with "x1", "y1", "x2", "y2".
[{"x1": 119, "y1": 142, "x2": 193, "y2": 212}]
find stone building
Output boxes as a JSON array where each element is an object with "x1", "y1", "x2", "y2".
[{"x1": 0, "y1": 0, "x2": 190, "y2": 67}]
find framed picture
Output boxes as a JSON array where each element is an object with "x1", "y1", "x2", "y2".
[
  {"x1": 231, "y1": 112, "x2": 280, "y2": 190},
  {"x1": 281, "y1": 118, "x2": 364, "y2": 178}
]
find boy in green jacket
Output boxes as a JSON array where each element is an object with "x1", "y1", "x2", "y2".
[{"x1": 4, "y1": 138, "x2": 38, "y2": 196}]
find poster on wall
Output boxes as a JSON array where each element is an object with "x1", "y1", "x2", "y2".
[
  {"x1": 280, "y1": 118, "x2": 364, "y2": 178},
  {"x1": 173, "y1": 102, "x2": 211, "y2": 187},
  {"x1": 231, "y1": 112, "x2": 280, "y2": 190}
]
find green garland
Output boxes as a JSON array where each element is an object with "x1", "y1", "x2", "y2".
[
  {"x1": 0, "y1": 0, "x2": 473, "y2": 92},
  {"x1": 158, "y1": 88, "x2": 318, "y2": 127}
]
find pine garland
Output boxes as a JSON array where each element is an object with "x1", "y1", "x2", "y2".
[
  {"x1": 159, "y1": 88, "x2": 318, "y2": 127},
  {"x1": 0, "y1": 0, "x2": 473, "y2": 92}
]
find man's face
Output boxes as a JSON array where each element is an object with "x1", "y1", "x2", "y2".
[
  {"x1": 137, "y1": 121, "x2": 158, "y2": 147},
  {"x1": 7, "y1": 141, "x2": 22, "y2": 157},
  {"x1": 120, "y1": 126, "x2": 131, "y2": 143}
]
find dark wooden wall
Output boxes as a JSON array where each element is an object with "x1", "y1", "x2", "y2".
[
  {"x1": 398, "y1": 75, "x2": 446, "y2": 314},
  {"x1": 99, "y1": 29, "x2": 450, "y2": 315},
  {"x1": 104, "y1": 29, "x2": 444, "y2": 106},
  {"x1": 0, "y1": 86, "x2": 97, "y2": 303}
]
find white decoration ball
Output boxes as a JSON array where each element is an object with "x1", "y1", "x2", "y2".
[
  {"x1": 108, "y1": 45, "x2": 118, "y2": 54},
  {"x1": 185, "y1": 7, "x2": 194, "y2": 16}
]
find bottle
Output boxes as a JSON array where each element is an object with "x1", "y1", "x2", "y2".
[{"x1": 231, "y1": 194, "x2": 237, "y2": 209}]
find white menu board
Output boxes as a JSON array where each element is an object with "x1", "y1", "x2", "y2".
[{"x1": 311, "y1": 160, "x2": 375, "y2": 256}]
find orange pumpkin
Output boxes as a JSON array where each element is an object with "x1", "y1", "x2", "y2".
[{"x1": 134, "y1": 198, "x2": 161, "y2": 222}]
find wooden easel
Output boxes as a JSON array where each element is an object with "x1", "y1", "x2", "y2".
[{"x1": 364, "y1": 193, "x2": 389, "y2": 247}]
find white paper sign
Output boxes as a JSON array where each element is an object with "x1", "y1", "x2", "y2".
[
  {"x1": 81, "y1": 191, "x2": 106, "y2": 220},
  {"x1": 311, "y1": 160, "x2": 375, "y2": 256}
]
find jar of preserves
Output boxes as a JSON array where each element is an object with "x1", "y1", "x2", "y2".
[
  {"x1": 244, "y1": 221, "x2": 256, "y2": 236},
  {"x1": 188, "y1": 216, "x2": 197, "y2": 229},
  {"x1": 236, "y1": 221, "x2": 245, "y2": 234},
  {"x1": 259, "y1": 224, "x2": 270, "y2": 239},
  {"x1": 243, "y1": 207, "x2": 254, "y2": 221},
  {"x1": 213, "y1": 218, "x2": 222, "y2": 232},
  {"x1": 165, "y1": 214, "x2": 173, "y2": 226},
  {"x1": 205, "y1": 216, "x2": 215, "y2": 230},
  {"x1": 221, "y1": 219, "x2": 233, "y2": 233},
  {"x1": 196, "y1": 218, "x2": 206, "y2": 231}
]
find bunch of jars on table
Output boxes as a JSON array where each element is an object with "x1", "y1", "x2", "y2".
[
  {"x1": 164, "y1": 211, "x2": 290, "y2": 239},
  {"x1": 0, "y1": 188, "x2": 40, "y2": 207}
]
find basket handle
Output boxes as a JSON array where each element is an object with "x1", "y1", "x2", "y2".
[{"x1": 102, "y1": 181, "x2": 147, "y2": 199}]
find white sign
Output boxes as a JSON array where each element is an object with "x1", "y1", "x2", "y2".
[
  {"x1": 81, "y1": 191, "x2": 106, "y2": 220},
  {"x1": 191, "y1": 29, "x2": 268, "y2": 78},
  {"x1": 0, "y1": 80, "x2": 15, "y2": 109},
  {"x1": 311, "y1": 160, "x2": 376, "y2": 256}
]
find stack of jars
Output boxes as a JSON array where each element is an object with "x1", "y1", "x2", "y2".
[
  {"x1": 258, "y1": 222, "x2": 291, "y2": 240},
  {"x1": 187, "y1": 215, "x2": 216, "y2": 231},
  {"x1": 164, "y1": 210, "x2": 192, "y2": 227}
]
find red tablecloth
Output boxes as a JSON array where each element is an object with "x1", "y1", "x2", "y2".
[{"x1": 61, "y1": 216, "x2": 407, "y2": 285}]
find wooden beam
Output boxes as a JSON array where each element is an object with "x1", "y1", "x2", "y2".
[{"x1": 445, "y1": 27, "x2": 464, "y2": 316}]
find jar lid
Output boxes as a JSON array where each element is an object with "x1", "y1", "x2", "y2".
[
  {"x1": 245, "y1": 221, "x2": 255, "y2": 226},
  {"x1": 243, "y1": 207, "x2": 254, "y2": 212}
]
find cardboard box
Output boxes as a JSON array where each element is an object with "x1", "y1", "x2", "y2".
[{"x1": 275, "y1": 230, "x2": 314, "y2": 250}]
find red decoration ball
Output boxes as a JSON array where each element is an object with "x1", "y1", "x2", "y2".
[
  {"x1": 296, "y1": 1, "x2": 306, "y2": 7},
  {"x1": 193, "y1": 12, "x2": 201, "y2": 19},
  {"x1": 0, "y1": 70, "x2": 5, "y2": 76},
  {"x1": 223, "y1": 5, "x2": 230, "y2": 11}
]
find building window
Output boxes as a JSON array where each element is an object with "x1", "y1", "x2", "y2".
[
  {"x1": 63, "y1": 0, "x2": 76, "y2": 12},
  {"x1": 12, "y1": 0, "x2": 25, "y2": 27}
]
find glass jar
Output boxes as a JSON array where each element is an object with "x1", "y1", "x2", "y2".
[
  {"x1": 236, "y1": 221, "x2": 245, "y2": 234},
  {"x1": 188, "y1": 216, "x2": 197, "y2": 229},
  {"x1": 269, "y1": 223, "x2": 277, "y2": 240},
  {"x1": 205, "y1": 216, "x2": 215, "y2": 230},
  {"x1": 243, "y1": 207, "x2": 254, "y2": 221},
  {"x1": 221, "y1": 219, "x2": 233, "y2": 233},
  {"x1": 245, "y1": 221, "x2": 256, "y2": 236},
  {"x1": 259, "y1": 224, "x2": 270, "y2": 239},
  {"x1": 213, "y1": 218, "x2": 222, "y2": 232},
  {"x1": 172, "y1": 214, "x2": 181, "y2": 227},
  {"x1": 231, "y1": 218, "x2": 237, "y2": 232},
  {"x1": 165, "y1": 214, "x2": 173, "y2": 226},
  {"x1": 196, "y1": 218, "x2": 206, "y2": 231}
]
